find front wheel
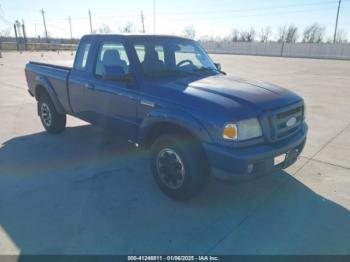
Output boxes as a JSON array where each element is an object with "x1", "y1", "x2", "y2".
[
  {"x1": 38, "y1": 93, "x2": 66, "y2": 134},
  {"x1": 150, "y1": 133, "x2": 209, "y2": 201}
]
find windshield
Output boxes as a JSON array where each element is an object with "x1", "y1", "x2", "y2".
[{"x1": 132, "y1": 39, "x2": 219, "y2": 78}]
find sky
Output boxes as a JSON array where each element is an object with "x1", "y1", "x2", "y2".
[{"x1": 1, "y1": 0, "x2": 350, "y2": 41}]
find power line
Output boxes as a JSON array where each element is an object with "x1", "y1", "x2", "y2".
[
  {"x1": 17, "y1": 14, "x2": 139, "y2": 24},
  {"x1": 2, "y1": 1, "x2": 349, "y2": 39},
  {"x1": 153, "y1": 5, "x2": 350, "y2": 22},
  {"x1": 8, "y1": 0, "x2": 350, "y2": 23},
  {"x1": 157, "y1": 0, "x2": 348, "y2": 16},
  {"x1": 0, "y1": 4, "x2": 11, "y2": 26}
]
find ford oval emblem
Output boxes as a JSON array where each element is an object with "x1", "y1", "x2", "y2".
[{"x1": 286, "y1": 117, "x2": 297, "y2": 127}]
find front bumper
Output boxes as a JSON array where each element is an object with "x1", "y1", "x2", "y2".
[{"x1": 203, "y1": 123, "x2": 307, "y2": 176}]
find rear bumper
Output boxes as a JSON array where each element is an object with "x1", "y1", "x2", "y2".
[{"x1": 203, "y1": 123, "x2": 307, "y2": 176}]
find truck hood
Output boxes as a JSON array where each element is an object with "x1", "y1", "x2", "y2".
[{"x1": 163, "y1": 74, "x2": 302, "y2": 114}]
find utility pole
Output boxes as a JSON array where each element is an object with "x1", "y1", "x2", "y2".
[
  {"x1": 333, "y1": 0, "x2": 342, "y2": 43},
  {"x1": 41, "y1": 9, "x2": 49, "y2": 43},
  {"x1": 0, "y1": 5, "x2": 2, "y2": 57},
  {"x1": 22, "y1": 19, "x2": 28, "y2": 50},
  {"x1": 68, "y1": 16, "x2": 73, "y2": 42},
  {"x1": 140, "y1": 11, "x2": 145, "y2": 33},
  {"x1": 0, "y1": 34, "x2": 2, "y2": 58},
  {"x1": 88, "y1": 9, "x2": 93, "y2": 34},
  {"x1": 0, "y1": 4, "x2": 2, "y2": 57},
  {"x1": 153, "y1": 0, "x2": 156, "y2": 34},
  {"x1": 13, "y1": 24, "x2": 19, "y2": 51}
]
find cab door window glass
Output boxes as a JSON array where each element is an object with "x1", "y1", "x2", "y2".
[{"x1": 95, "y1": 42, "x2": 130, "y2": 78}]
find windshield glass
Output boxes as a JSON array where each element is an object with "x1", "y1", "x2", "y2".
[{"x1": 132, "y1": 39, "x2": 219, "y2": 78}]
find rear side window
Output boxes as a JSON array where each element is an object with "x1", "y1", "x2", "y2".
[
  {"x1": 95, "y1": 42, "x2": 130, "y2": 77},
  {"x1": 74, "y1": 41, "x2": 91, "y2": 71}
]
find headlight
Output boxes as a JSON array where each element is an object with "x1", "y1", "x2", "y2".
[{"x1": 223, "y1": 118, "x2": 262, "y2": 141}]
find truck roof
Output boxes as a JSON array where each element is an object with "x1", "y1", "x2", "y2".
[{"x1": 80, "y1": 34, "x2": 193, "y2": 42}]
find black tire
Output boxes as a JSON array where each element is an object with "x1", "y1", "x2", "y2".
[
  {"x1": 150, "y1": 132, "x2": 209, "y2": 201},
  {"x1": 38, "y1": 93, "x2": 66, "y2": 134}
]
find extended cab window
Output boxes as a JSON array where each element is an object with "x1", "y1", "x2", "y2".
[
  {"x1": 74, "y1": 41, "x2": 91, "y2": 71},
  {"x1": 95, "y1": 43, "x2": 130, "y2": 78}
]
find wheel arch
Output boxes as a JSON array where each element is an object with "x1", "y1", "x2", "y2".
[
  {"x1": 138, "y1": 108, "x2": 213, "y2": 149},
  {"x1": 34, "y1": 75, "x2": 65, "y2": 114}
]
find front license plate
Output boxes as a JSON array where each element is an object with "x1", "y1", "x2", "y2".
[{"x1": 274, "y1": 153, "x2": 286, "y2": 166}]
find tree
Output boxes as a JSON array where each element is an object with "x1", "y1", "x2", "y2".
[
  {"x1": 259, "y1": 26, "x2": 271, "y2": 42},
  {"x1": 0, "y1": 25, "x2": 11, "y2": 37},
  {"x1": 119, "y1": 21, "x2": 135, "y2": 33},
  {"x1": 182, "y1": 25, "x2": 196, "y2": 39},
  {"x1": 277, "y1": 25, "x2": 287, "y2": 42},
  {"x1": 93, "y1": 24, "x2": 112, "y2": 34},
  {"x1": 335, "y1": 29, "x2": 348, "y2": 44},
  {"x1": 278, "y1": 24, "x2": 299, "y2": 43},
  {"x1": 286, "y1": 24, "x2": 298, "y2": 43},
  {"x1": 199, "y1": 35, "x2": 215, "y2": 41},
  {"x1": 230, "y1": 29, "x2": 239, "y2": 42},
  {"x1": 246, "y1": 27, "x2": 256, "y2": 42},
  {"x1": 302, "y1": 23, "x2": 325, "y2": 43},
  {"x1": 239, "y1": 27, "x2": 256, "y2": 42},
  {"x1": 0, "y1": 4, "x2": 11, "y2": 37}
]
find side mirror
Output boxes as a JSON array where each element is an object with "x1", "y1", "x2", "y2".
[
  {"x1": 214, "y1": 62, "x2": 221, "y2": 71},
  {"x1": 103, "y1": 65, "x2": 132, "y2": 83}
]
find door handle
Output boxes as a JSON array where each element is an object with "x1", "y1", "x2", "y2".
[{"x1": 84, "y1": 83, "x2": 94, "y2": 90}]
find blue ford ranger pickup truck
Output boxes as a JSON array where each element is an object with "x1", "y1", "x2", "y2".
[{"x1": 25, "y1": 34, "x2": 307, "y2": 200}]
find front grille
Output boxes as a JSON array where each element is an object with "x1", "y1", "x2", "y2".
[
  {"x1": 277, "y1": 126, "x2": 299, "y2": 139},
  {"x1": 260, "y1": 102, "x2": 304, "y2": 142},
  {"x1": 277, "y1": 106, "x2": 302, "y2": 119}
]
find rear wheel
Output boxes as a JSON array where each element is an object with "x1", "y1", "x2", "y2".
[
  {"x1": 150, "y1": 132, "x2": 209, "y2": 201},
  {"x1": 38, "y1": 93, "x2": 66, "y2": 133}
]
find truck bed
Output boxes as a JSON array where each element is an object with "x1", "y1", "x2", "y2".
[
  {"x1": 25, "y1": 61, "x2": 72, "y2": 114},
  {"x1": 28, "y1": 61, "x2": 72, "y2": 71}
]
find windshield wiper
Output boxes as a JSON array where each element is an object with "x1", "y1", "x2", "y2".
[
  {"x1": 194, "y1": 67, "x2": 218, "y2": 73},
  {"x1": 160, "y1": 69, "x2": 198, "y2": 77},
  {"x1": 194, "y1": 67, "x2": 226, "y2": 75},
  {"x1": 197, "y1": 67, "x2": 217, "y2": 71}
]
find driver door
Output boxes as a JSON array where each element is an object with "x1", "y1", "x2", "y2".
[{"x1": 86, "y1": 41, "x2": 139, "y2": 140}]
